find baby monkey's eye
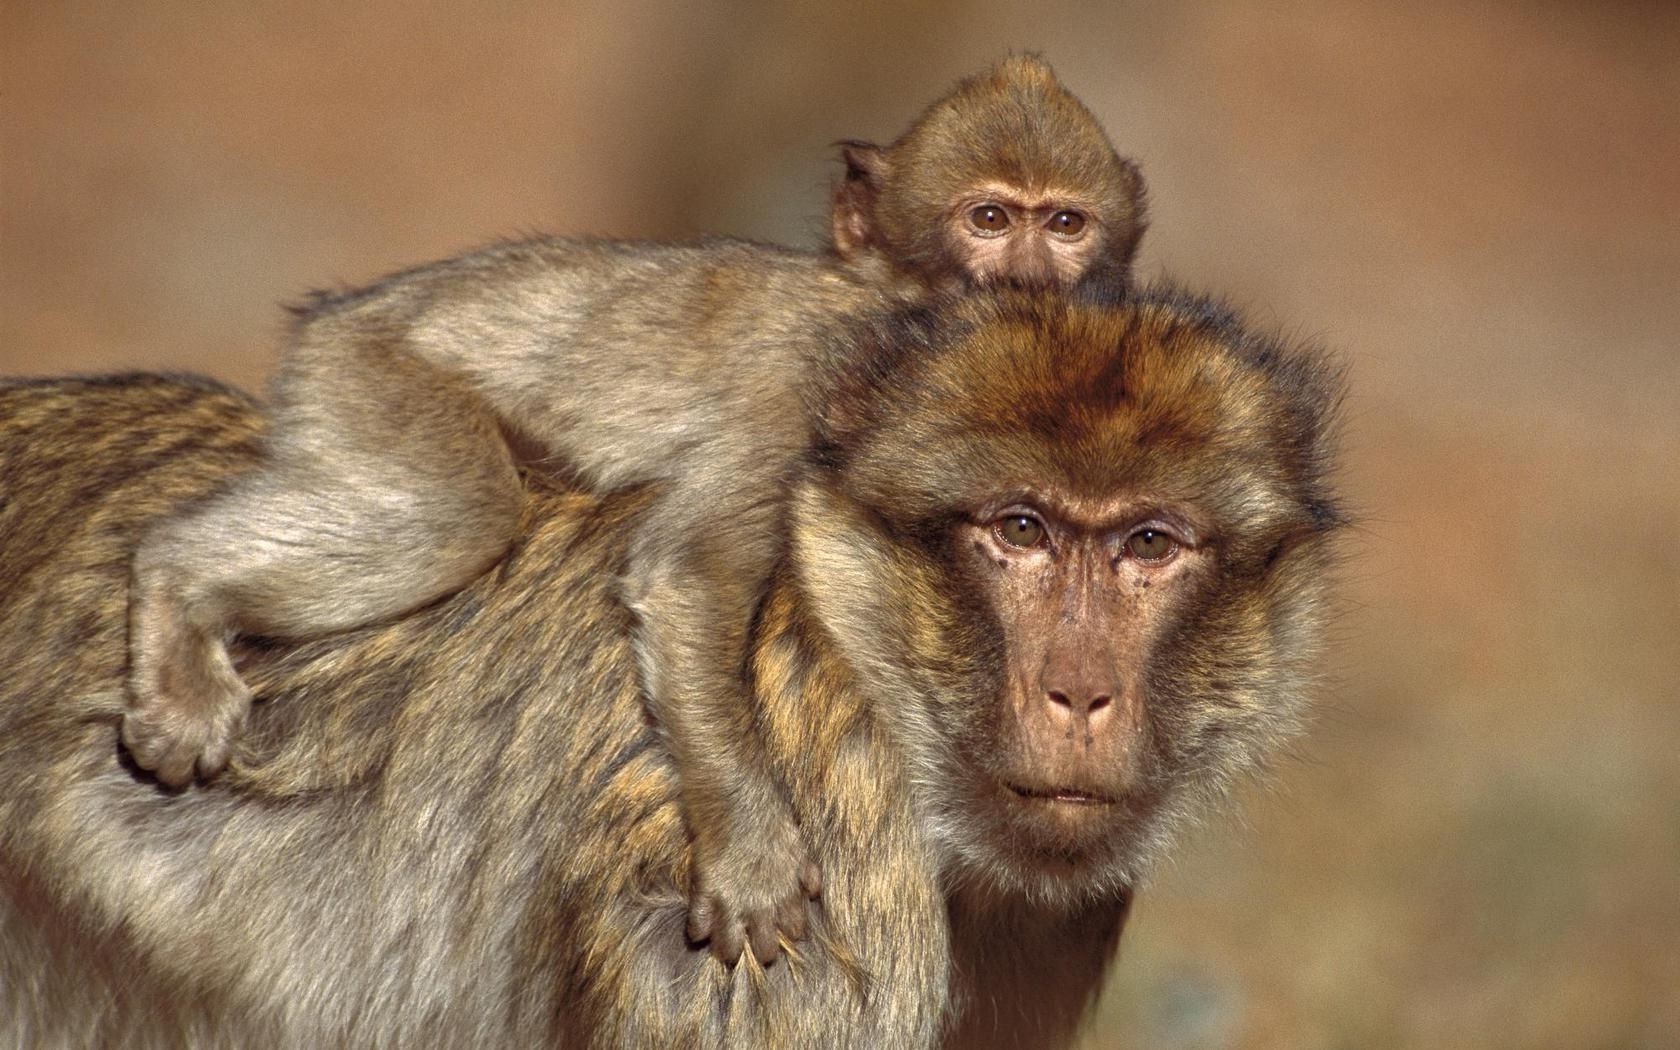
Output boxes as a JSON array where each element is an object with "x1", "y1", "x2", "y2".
[
  {"x1": 995, "y1": 514, "x2": 1047, "y2": 549},
  {"x1": 968, "y1": 205, "x2": 1011, "y2": 233},
  {"x1": 1048, "y1": 210, "x2": 1087, "y2": 237},
  {"x1": 1125, "y1": 528, "x2": 1178, "y2": 562}
]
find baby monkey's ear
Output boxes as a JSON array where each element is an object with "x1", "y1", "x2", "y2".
[{"x1": 830, "y1": 141, "x2": 891, "y2": 259}]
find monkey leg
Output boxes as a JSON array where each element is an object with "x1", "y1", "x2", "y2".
[
  {"x1": 125, "y1": 375, "x2": 524, "y2": 788},
  {"x1": 623, "y1": 481, "x2": 821, "y2": 968}
]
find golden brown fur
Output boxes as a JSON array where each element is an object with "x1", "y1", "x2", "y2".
[
  {"x1": 120, "y1": 55, "x2": 1149, "y2": 965},
  {"x1": 0, "y1": 285, "x2": 1342, "y2": 1048}
]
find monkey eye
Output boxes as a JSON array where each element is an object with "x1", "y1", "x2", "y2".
[
  {"x1": 968, "y1": 205, "x2": 1011, "y2": 234},
  {"x1": 1124, "y1": 528, "x2": 1178, "y2": 562},
  {"x1": 995, "y1": 513, "x2": 1047, "y2": 550},
  {"x1": 1047, "y1": 210, "x2": 1087, "y2": 237}
]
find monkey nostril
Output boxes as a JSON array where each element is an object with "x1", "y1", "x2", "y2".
[{"x1": 1046, "y1": 690, "x2": 1111, "y2": 717}]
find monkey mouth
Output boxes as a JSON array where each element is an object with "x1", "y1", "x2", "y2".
[{"x1": 1005, "y1": 782, "x2": 1119, "y2": 806}]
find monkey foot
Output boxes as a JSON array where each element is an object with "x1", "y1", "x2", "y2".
[{"x1": 124, "y1": 617, "x2": 252, "y2": 788}]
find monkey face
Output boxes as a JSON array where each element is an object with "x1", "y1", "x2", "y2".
[
  {"x1": 944, "y1": 493, "x2": 1206, "y2": 880},
  {"x1": 799, "y1": 287, "x2": 1343, "y2": 906}
]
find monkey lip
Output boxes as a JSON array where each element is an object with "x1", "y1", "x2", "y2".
[{"x1": 1005, "y1": 782, "x2": 1119, "y2": 806}]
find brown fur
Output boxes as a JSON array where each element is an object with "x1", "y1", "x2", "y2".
[
  {"x1": 120, "y1": 55, "x2": 1150, "y2": 965},
  {"x1": 0, "y1": 285, "x2": 1342, "y2": 1048}
]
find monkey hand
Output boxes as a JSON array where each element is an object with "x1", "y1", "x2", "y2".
[
  {"x1": 123, "y1": 606, "x2": 251, "y2": 789},
  {"x1": 685, "y1": 803, "x2": 823, "y2": 968}
]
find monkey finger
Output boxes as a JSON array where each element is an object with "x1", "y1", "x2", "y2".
[
  {"x1": 710, "y1": 915, "x2": 747, "y2": 967},
  {"x1": 153, "y1": 746, "x2": 198, "y2": 790},
  {"x1": 746, "y1": 916, "x2": 782, "y2": 967},
  {"x1": 119, "y1": 717, "x2": 161, "y2": 771},
  {"x1": 800, "y1": 859, "x2": 822, "y2": 898},
  {"x1": 775, "y1": 895, "x2": 809, "y2": 944},
  {"x1": 685, "y1": 897, "x2": 717, "y2": 946},
  {"x1": 196, "y1": 740, "x2": 232, "y2": 782}
]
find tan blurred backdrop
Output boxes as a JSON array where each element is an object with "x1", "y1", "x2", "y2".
[{"x1": 4, "y1": 2, "x2": 1678, "y2": 1046}]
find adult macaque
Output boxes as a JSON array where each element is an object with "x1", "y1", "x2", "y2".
[
  {"x1": 0, "y1": 286, "x2": 1342, "y2": 1048},
  {"x1": 119, "y1": 55, "x2": 1148, "y2": 964}
]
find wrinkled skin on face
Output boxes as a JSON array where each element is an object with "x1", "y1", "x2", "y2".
[
  {"x1": 956, "y1": 493, "x2": 1198, "y2": 872},
  {"x1": 946, "y1": 184, "x2": 1107, "y2": 287}
]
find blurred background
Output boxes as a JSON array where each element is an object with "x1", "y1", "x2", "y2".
[{"x1": 3, "y1": 2, "x2": 1677, "y2": 1046}]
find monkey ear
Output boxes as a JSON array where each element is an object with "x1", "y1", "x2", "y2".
[
  {"x1": 839, "y1": 141, "x2": 888, "y2": 186},
  {"x1": 831, "y1": 141, "x2": 889, "y2": 259}
]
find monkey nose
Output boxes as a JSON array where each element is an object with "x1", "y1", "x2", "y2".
[
  {"x1": 1038, "y1": 645, "x2": 1117, "y2": 721},
  {"x1": 1046, "y1": 687, "x2": 1113, "y2": 719}
]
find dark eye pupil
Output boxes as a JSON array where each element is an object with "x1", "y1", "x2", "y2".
[
  {"x1": 1129, "y1": 529, "x2": 1173, "y2": 559},
  {"x1": 970, "y1": 206, "x2": 1008, "y2": 231},
  {"x1": 1051, "y1": 210, "x2": 1086, "y2": 234},
  {"x1": 999, "y1": 515, "x2": 1043, "y2": 548}
]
